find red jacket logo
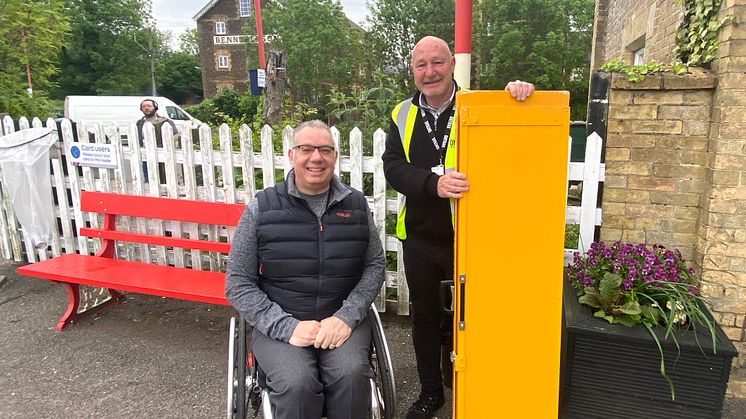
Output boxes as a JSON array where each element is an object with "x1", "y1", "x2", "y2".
[{"x1": 336, "y1": 211, "x2": 351, "y2": 218}]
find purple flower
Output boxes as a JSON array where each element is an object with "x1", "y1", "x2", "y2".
[{"x1": 622, "y1": 278, "x2": 633, "y2": 291}]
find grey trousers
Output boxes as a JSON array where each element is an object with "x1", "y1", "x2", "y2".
[{"x1": 251, "y1": 317, "x2": 373, "y2": 419}]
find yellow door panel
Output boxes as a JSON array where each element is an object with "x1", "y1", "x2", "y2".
[{"x1": 452, "y1": 91, "x2": 569, "y2": 418}]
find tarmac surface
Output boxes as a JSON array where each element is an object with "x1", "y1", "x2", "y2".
[{"x1": 1, "y1": 257, "x2": 744, "y2": 419}]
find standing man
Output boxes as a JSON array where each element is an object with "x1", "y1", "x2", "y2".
[
  {"x1": 382, "y1": 36, "x2": 534, "y2": 419},
  {"x1": 135, "y1": 98, "x2": 181, "y2": 182},
  {"x1": 135, "y1": 98, "x2": 180, "y2": 145},
  {"x1": 226, "y1": 120, "x2": 386, "y2": 419}
]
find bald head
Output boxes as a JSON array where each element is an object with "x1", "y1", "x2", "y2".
[
  {"x1": 410, "y1": 36, "x2": 456, "y2": 109},
  {"x1": 411, "y1": 36, "x2": 452, "y2": 64}
]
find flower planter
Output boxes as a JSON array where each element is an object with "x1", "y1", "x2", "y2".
[{"x1": 560, "y1": 279, "x2": 738, "y2": 419}]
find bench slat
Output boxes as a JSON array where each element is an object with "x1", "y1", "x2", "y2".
[
  {"x1": 79, "y1": 228, "x2": 231, "y2": 253},
  {"x1": 17, "y1": 254, "x2": 229, "y2": 306},
  {"x1": 81, "y1": 191, "x2": 246, "y2": 226}
]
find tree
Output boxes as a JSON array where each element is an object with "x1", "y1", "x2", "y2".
[
  {"x1": 51, "y1": 0, "x2": 159, "y2": 98},
  {"x1": 474, "y1": 0, "x2": 594, "y2": 119},
  {"x1": 156, "y1": 52, "x2": 202, "y2": 103},
  {"x1": 178, "y1": 28, "x2": 199, "y2": 56},
  {"x1": 156, "y1": 28, "x2": 202, "y2": 104},
  {"x1": 253, "y1": 0, "x2": 366, "y2": 112},
  {"x1": 365, "y1": 0, "x2": 454, "y2": 90},
  {"x1": 0, "y1": 0, "x2": 70, "y2": 117}
]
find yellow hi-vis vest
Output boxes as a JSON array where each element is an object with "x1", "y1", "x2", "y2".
[{"x1": 391, "y1": 99, "x2": 458, "y2": 240}]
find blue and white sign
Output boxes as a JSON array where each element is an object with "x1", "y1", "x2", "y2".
[{"x1": 67, "y1": 142, "x2": 118, "y2": 169}]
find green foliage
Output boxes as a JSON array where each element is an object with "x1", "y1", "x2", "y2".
[
  {"x1": 366, "y1": 0, "x2": 454, "y2": 90},
  {"x1": 178, "y1": 28, "x2": 199, "y2": 56},
  {"x1": 564, "y1": 224, "x2": 579, "y2": 249},
  {"x1": 157, "y1": 52, "x2": 202, "y2": 103},
  {"x1": 254, "y1": 0, "x2": 366, "y2": 112},
  {"x1": 185, "y1": 88, "x2": 261, "y2": 130},
  {"x1": 0, "y1": 0, "x2": 70, "y2": 117},
  {"x1": 675, "y1": 0, "x2": 732, "y2": 66},
  {"x1": 326, "y1": 69, "x2": 406, "y2": 139},
  {"x1": 601, "y1": 59, "x2": 688, "y2": 82},
  {"x1": 51, "y1": 0, "x2": 156, "y2": 97},
  {"x1": 472, "y1": 0, "x2": 594, "y2": 121}
]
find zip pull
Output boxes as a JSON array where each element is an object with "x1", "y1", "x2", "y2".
[{"x1": 319, "y1": 221, "x2": 323, "y2": 232}]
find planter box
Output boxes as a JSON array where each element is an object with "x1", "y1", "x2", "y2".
[{"x1": 560, "y1": 280, "x2": 738, "y2": 419}]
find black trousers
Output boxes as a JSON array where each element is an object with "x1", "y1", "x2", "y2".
[{"x1": 402, "y1": 234, "x2": 453, "y2": 395}]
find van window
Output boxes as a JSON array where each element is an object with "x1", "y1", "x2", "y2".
[{"x1": 166, "y1": 106, "x2": 189, "y2": 121}]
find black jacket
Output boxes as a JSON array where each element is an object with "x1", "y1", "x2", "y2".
[
  {"x1": 255, "y1": 182, "x2": 370, "y2": 321},
  {"x1": 382, "y1": 88, "x2": 457, "y2": 243}
]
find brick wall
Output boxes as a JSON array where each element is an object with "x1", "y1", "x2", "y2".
[
  {"x1": 592, "y1": 0, "x2": 683, "y2": 70},
  {"x1": 701, "y1": 0, "x2": 746, "y2": 397},
  {"x1": 197, "y1": 0, "x2": 251, "y2": 97},
  {"x1": 601, "y1": 70, "x2": 716, "y2": 263},
  {"x1": 597, "y1": 0, "x2": 746, "y2": 398}
]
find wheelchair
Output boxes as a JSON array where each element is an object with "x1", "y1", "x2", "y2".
[{"x1": 226, "y1": 304, "x2": 397, "y2": 419}]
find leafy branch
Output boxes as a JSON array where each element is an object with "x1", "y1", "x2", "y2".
[
  {"x1": 675, "y1": 0, "x2": 733, "y2": 66},
  {"x1": 600, "y1": 60, "x2": 688, "y2": 82}
]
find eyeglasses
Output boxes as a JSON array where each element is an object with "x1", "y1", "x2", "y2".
[{"x1": 293, "y1": 144, "x2": 336, "y2": 156}]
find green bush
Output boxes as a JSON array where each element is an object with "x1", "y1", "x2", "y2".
[
  {"x1": 185, "y1": 88, "x2": 262, "y2": 128},
  {"x1": 565, "y1": 224, "x2": 580, "y2": 250}
]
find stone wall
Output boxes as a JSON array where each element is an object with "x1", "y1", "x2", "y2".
[
  {"x1": 602, "y1": 66, "x2": 746, "y2": 397},
  {"x1": 700, "y1": 0, "x2": 746, "y2": 397},
  {"x1": 601, "y1": 70, "x2": 715, "y2": 264},
  {"x1": 590, "y1": 0, "x2": 684, "y2": 70},
  {"x1": 594, "y1": 0, "x2": 746, "y2": 398},
  {"x1": 603, "y1": 65, "x2": 746, "y2": 393}
]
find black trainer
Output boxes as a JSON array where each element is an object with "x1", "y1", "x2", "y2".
[{"x1": 405, "y1": 391, "x2": 445, "y2": 418}]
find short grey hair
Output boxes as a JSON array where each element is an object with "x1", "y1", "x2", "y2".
[{"x1": 294, "y1": 120, "x2": 333, "y2": 143}]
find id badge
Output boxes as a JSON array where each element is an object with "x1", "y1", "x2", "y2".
[{"x1": 431, "y1": 164, "x2": 445, "y2": 176}]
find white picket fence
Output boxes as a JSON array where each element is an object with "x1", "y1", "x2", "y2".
[{"x1": 0, "y1": 116, "x2": 604, "y2": 314}]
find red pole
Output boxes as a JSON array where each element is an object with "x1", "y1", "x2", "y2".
[
  {"x1": 454, "y1": 0, "x2": 472, "y2": 88},
  {"x1": 254, "y1": 0, "x2": 266, "y2": 69}
]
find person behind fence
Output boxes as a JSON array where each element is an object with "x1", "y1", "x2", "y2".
[
  {"x1": 382, "y1": 35, "x2": 535, "y2": 419},
  {"x1": 135, "y1": 99, "x2": 180, "y2": 181},
  {"x1": 225, "y1": 120, "x2": 386, "y2": 419}
]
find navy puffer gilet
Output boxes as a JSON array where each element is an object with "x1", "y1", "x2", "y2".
[{"x1": 255, "y1": 182, "x2": 369, "y2": 321}]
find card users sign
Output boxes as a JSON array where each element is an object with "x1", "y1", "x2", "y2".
[{"x1": 67, "y1": 143, "x2": 118, "y2": 169}]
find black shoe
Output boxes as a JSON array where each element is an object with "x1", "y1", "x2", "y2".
[{"x1": 405, "y1": 391, "x2": 445, "y2": 418}]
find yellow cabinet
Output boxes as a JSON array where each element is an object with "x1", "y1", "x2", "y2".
[{"x1": 452, "y1": 91, "x2": 570, "y2": 418}]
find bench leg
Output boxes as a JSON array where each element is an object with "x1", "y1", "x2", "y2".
[
  {"x1": 57, "y1": 283, "x2": 81, "y2": 332},
  {"x1": 56, "y1": 284, "x2": 126, "y2": 332}
]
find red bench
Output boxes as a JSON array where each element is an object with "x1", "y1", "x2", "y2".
[{"x1": 17, "y1": 191, "x2": 246, "y2": 331}]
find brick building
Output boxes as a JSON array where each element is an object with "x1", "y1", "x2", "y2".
[
  {"x1": 590, "y1": 0, "x2": 746, "y2": 397},
  {"x1": 193, "y1": 0, "x2": 262, "y2": 97}
]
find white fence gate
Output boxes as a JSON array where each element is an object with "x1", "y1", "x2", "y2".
[{"x1": 0, "y1": 116, "x2": 604, "y2": 314}]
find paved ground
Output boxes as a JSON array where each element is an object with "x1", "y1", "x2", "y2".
[{"x1": 1, "y1": 257, "x2": 744, "y2": 418}]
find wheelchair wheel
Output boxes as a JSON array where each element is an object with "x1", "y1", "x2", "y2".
[
  {"x1": 369, "y1": 305, "x2": 397, "y2": 419},
  {"x1": 227, "y1": 316, "x2": 249, "y2": 419},
  {"x1": 236, "y1": 317, "x2": 248, "y2": 418}
]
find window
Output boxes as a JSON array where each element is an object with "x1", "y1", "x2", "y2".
[
  {"x1": 633, "y1": 47, "x2": 645, "y2": 66},
  {"x1": 239, "y1": 0, "x2": 251, "y2": 17},
  {"x1": 215, "y1": 21, "x2": 226, "y2": 35},
  {"x1": 218, "y1": 55, "x2": 229, "y2": 68},
  {"x1": 166, "y1": 106, "x2": 189, "y2": 121}
]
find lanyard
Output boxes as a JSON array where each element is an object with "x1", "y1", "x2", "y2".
[{"x1": 420, "y1": 107, "x2": 455, "y2": 165}]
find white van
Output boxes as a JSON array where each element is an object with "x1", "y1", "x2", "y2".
[{"x1": 63, "y1": 95, "x2": 202, "y2": 130}]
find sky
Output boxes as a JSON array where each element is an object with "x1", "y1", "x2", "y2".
[{"x1": 152, "y1": 0, "x2": 369, "y2": 47}]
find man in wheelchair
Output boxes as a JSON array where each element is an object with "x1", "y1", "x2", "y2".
[{"x1": 226, "y1": 120, "x2": 387, "y2": 419}]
